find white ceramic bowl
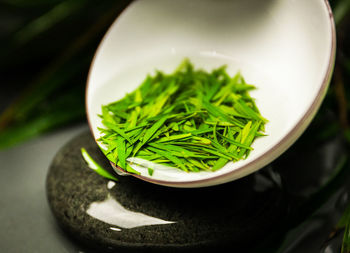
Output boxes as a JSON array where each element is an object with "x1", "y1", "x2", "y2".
[{"x1": 86, "y1": 0, "x2": 336, "y2": 187}]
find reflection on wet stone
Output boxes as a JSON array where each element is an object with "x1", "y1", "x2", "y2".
[{"x1": 86, "y1": 193, "x2": 175, "y2": 229}]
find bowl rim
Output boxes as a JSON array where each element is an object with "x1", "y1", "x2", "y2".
[{"x1": 85, "y1": 0, "x2": 337, "y2": 188}]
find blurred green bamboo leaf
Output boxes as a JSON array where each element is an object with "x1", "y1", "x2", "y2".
[
  {"x1": 0, "y1": 0, "x2": 63, "y2": 7},
  {"x1": 13, "y1": 0, "x2": 87, "y2": 45},
  {"x1": 0, "y1": 105, "x2": 85, "y2": 149},
  {"x1": 334, "y1": 0, "x2": 350, "y2": 25},
  {"x1": 0, "y1": 0, "x2": 131, "y2": 149},
  {"x1": 336, "y1": 203, "x2": 350, "y2": 253}
]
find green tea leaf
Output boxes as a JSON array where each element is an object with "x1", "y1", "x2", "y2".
[
  {"x1": 98, "y1": 59, "x2": 267, "y2": 174},
  {"x1": 81, "y1": 148, "x2": 118, "y2": 181}
]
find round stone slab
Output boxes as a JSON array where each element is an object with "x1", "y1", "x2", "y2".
[{"x1": 46, "y1": 130, "x2": 287, "y2": 252}]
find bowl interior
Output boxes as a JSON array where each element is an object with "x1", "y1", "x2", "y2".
[{"x1": 87, "y1": 0, "x2": 335, "y2": 187}]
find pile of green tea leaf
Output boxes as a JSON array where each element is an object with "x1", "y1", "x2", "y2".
[{"x1": 98, "y1": 59, "x2": 267, "y2": 175}]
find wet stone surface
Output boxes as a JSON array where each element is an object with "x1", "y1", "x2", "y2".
[{"x1": 46, "y1": 130, "x2": 288, "y2": 252}]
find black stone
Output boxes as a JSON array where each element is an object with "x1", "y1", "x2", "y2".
[{"x1": 46, "y1": 130, "x2": 289, "y2": 252}]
